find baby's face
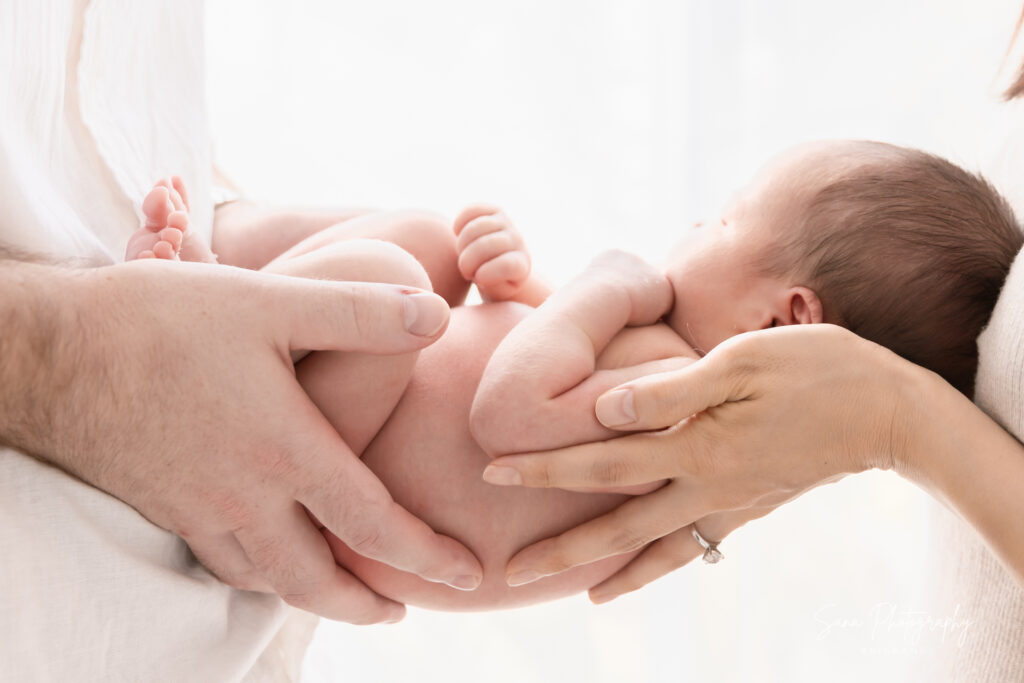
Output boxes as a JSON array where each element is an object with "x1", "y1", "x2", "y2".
[
  {"x1": 661, "y1": 142, "x2": 839, "y2": 352},
  {"x1": 661, "y1": 161, "x2": 793, "y2": 353}
]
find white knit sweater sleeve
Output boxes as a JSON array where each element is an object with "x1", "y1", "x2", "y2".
[
  {"x1": 975, "y1": 250, "x2": 1024, "y2": 440},
  {"x1": 921, "y1": 249, "x2": 1024, "y2": 681}
]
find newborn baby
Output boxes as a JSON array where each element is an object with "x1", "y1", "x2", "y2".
[{"x1": 128, "y1": 139, "x2": 1022, "y2": 611}]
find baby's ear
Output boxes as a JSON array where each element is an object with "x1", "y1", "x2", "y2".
[
  {"x1": 787, "y1": 286, "x2": 823, "y2": 325},
  {"x1": 760, "y1": 286, "x2": 824, "y2": 329}
]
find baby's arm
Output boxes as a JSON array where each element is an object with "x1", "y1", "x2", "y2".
[{"x1": 471, "y1": 251, "x2": 698, "y2": 457}]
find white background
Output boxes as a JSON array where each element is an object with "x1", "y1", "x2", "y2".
[{"x1": 206, "y1": 2, "x2": 1023, "y2": 681}]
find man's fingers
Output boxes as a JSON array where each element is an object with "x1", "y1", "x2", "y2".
[
  {"x1": 484, "y1": 432, "x2": 678, "y2": 490},
  {"x1": 595, "y1": 343, "x2": 752, "y2": 430},
  {"x1": 234, "y1": 502, "x2": 405, "y2": 624},
  {"x1": 587, "y1": 525, "x2": 703, "y2": 603},
  {"x1": 265, "y1": 274, "x2": 451, "y2": 354},
  {"x1": 185, "y1": 531, "x2": 273, "y2": 593},
  {"x1": 298, "y1": 441, "x2": 483, "y2": 591},
  {"x1": 503, "y1": 482, "x2": 705, "y2": 585}
]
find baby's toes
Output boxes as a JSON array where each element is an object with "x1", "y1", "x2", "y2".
[
  {"x1": 142, "y1": 185, "x2": 173, "y2": 231},
  {"x1": 152, "y1": 239, "x2": 179, "y2": 260},
  {"x1": 158, "y1": 226, "x2": 184, "y2": 252},
  {"x1": 171, "y1": 175, "x2": 191, "y2": 211},
  {"x1": 167, "y1": 210, "x2": 190, "y2": 233},
  {"x1": 125, "y1": 228, "x2": 160, "y2": 261}
]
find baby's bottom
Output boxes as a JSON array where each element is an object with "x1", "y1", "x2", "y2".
[
  {"x1": 263, "y1": 237, "x2": 429, "y2": 456},
  {"x1": 263, "y1": 233, "x2": 636, "y2": 611}
]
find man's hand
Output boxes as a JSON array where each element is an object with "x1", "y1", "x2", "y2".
[{"x1": 0, "y1": 259, "x2": 483, "y2": 624}]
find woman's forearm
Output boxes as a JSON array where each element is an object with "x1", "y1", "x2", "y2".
[{"x1": 903, "y1": 369, "x2": 1024, "y2": 582}]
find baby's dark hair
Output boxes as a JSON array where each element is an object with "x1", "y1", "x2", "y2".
[{"x1": 759, "y1": 141, "x2": 1023, "y2": 397}]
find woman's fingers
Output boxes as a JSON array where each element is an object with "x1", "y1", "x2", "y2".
[
  {"x1": 503, "y1": 481, "x2": 707, "y2": 585},
  {"x1": 586, "y1": 507, "x2": 773, "y2": 603},
  {"x1": 484, "y1": 429, "x2": 680, "y2": 490},
  {"x1": 587, "y1": 525, "x2": 703, "y2": 603},
  {"x1": 595, "y1": 338, "x2": 755, "y2": 430}
]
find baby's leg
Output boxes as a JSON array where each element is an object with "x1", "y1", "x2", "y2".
[
  {"x1": 267, "y1": 210, "x2": 469, "y2": 307},
  {"x1": 263, "y1": 239, "x2": 432, "y2": 455}
]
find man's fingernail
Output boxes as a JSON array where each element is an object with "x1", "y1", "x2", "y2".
[
  {"x1": 384, "y1": 609, "x2": 405, "y2": 624},
  {"x1": 482, "y1": 465, "x2": 522, "y2": 486},
  {"x1": 596, "y1": 389, "x2": 636, "y2": 427},
  {"x1": 448, "y1": 574, "x2": 482, "y2": 591},
  {"x1": 403, "y1": 292, "x2": 449, "y2": 336},
  {"x1": 507, "y1": 570, "x2": 542, "y2": 587}
]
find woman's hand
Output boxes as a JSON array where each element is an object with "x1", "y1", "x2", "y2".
[{"x1": 482, "y1": 324, "x2": 927, "y2": 598}]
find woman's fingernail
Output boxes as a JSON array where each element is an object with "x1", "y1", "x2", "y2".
[
  {"x1": 596, "y1": 389, "x2": 636, "y2": 427},
  {"x1": 507, "y1": 570, "x2": 542, "y2": 587},
  {"x1": 403, "y1": 292, "x2": 449, "y2": 336},
  {"x1": 448, "y1": 574, "x2": 482, "y2": 591},
  {"x1": 589, "y1": 591, "x2": 616, "y2": 605},
  {"x1": 482, "y1": 465, "x2": 522, "y2": 486}
]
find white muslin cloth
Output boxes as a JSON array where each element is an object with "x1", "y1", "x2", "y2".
[{"x1": 0, "y1": 1, "x2": 316, "y2": 681}]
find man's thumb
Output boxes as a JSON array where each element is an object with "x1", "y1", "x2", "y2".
[{"x1": 273, "y1": 276, "x2": 450, "y2": 354}]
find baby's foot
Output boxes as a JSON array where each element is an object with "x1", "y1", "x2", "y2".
[
  {"x1": 452, "y1": 204, "x2": 531, "y2": 301},
  {"x1": 126, "y1": 176, "x2": 216, "y2": 263}
]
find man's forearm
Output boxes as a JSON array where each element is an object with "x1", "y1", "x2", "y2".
[
  {"x1": 0, "y1": 259, "x2": 96, "y2": 473},
  {"x1": 0, "y1": 260, "x2": 76, "y2": 458}
]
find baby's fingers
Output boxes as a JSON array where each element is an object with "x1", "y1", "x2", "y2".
[
  {"x1": 453, "y1": 204, "x2": 501, "y2": 237},
  {"x1": 457, "y1": 230, "x2": 524, "y2": 281},
  {"x1": 455, "y1": 214, "x2": 507, "y2": 253},
  {"x1": 475, "y1": 252, "x2": 530, "y2": 294}
]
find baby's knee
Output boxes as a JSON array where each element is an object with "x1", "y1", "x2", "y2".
[
  {"x1": 377, "y1": 210, "x2": 468, "y2": 305},
  {"x1": 296, "y1": 238, "x2": 433, "y2": 292},
  {"x1": 386, "y1": 210, "x2": 455, "y2": 251}
]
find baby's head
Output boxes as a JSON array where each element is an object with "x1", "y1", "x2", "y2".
[{"x1": 663, "y1": 140, "x2": 1024, "y2": 395}]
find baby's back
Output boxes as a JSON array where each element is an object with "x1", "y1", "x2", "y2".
[{"x1": 328, "y1": 303, "x2": 635, "y2": 611}]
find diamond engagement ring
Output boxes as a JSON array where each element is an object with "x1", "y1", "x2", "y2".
[{"x1": 692, "y1": 527, "x2": 724, "y2": 564}]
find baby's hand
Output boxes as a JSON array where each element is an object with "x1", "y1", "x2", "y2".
[
  {"x1": 453, "y1": 204, "x2": 531, "y2": 302},
  {"x1": 583, "y1": 250, "x2": 674, "y2": 325}
]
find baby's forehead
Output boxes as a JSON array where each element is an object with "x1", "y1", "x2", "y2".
[
  {"x1": 765, "y1": 140, "x2": 902, "y2": 187},
  {"x1": 733, "y1": 141, "x2": 892, "y2": 220}
]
